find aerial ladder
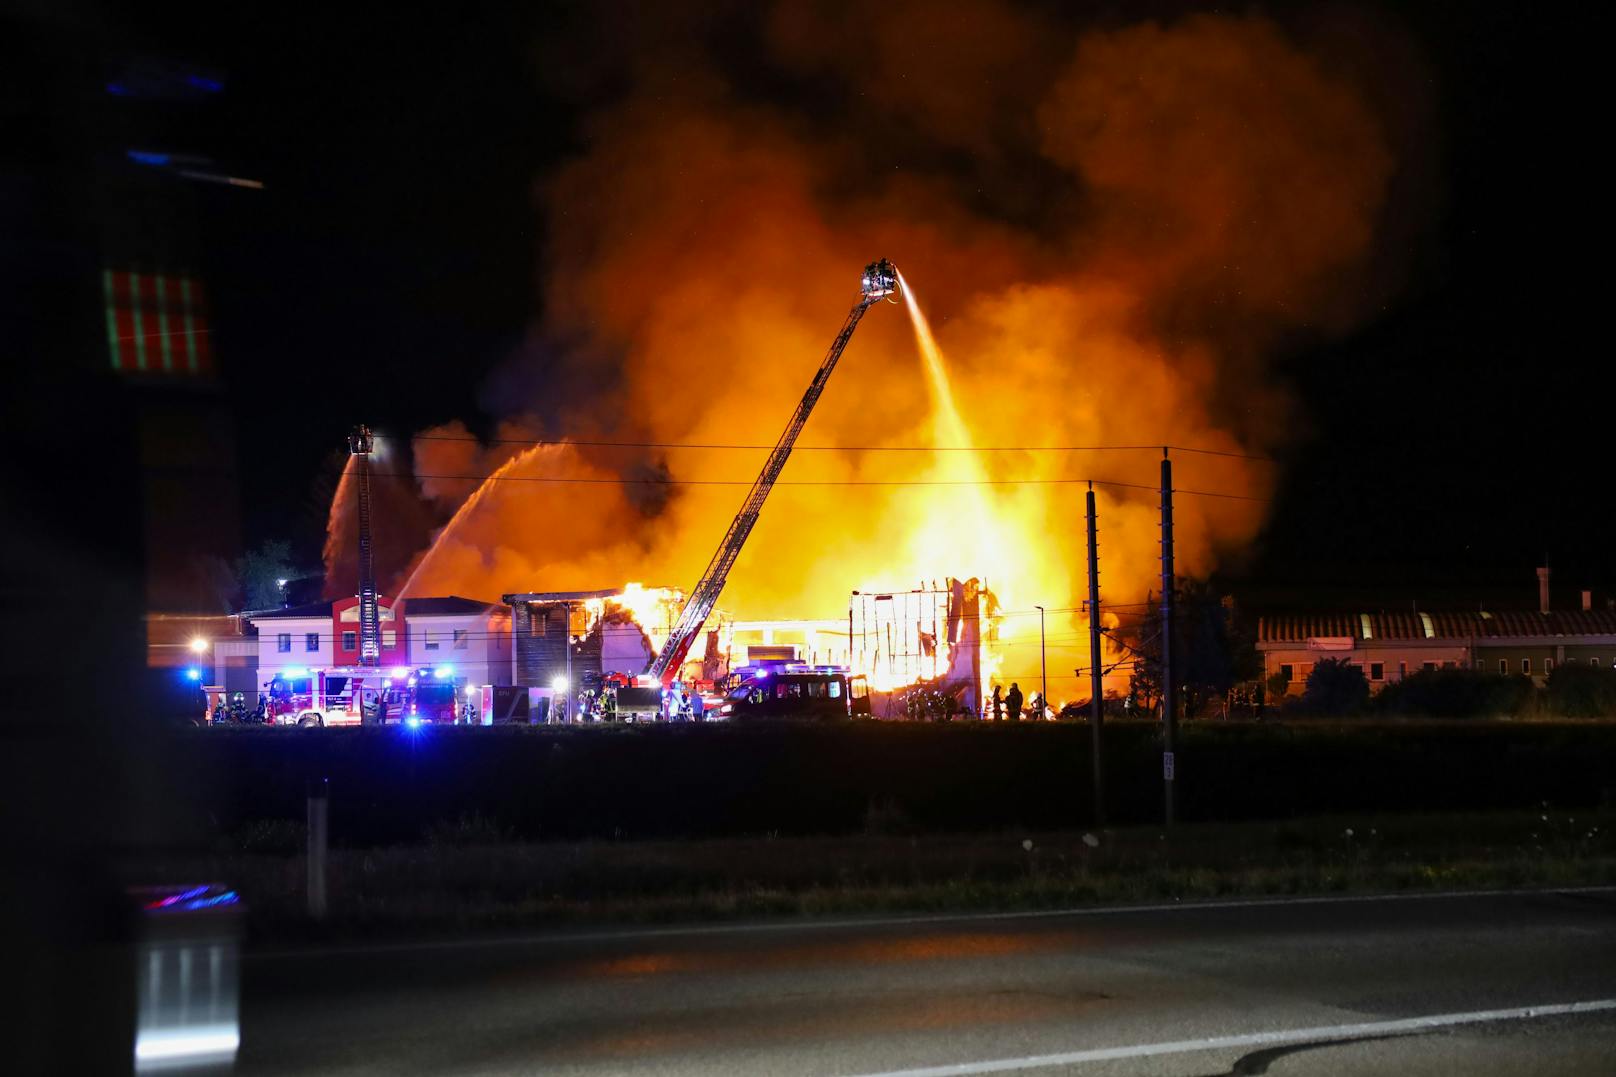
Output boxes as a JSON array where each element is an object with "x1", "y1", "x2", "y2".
[
  {"x1": 347, "y1": 425, "x2": 380, "y2": 667},
  {"x1": 649, "y1": 259, "x2": 900, "y2": 685}
]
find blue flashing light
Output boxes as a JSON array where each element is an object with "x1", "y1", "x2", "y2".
[
  {"x1": 391, "y1": 666, "x2": 409, "y2": 678},
  {"x1": 142, "y1": 885, "x2": 239, "y2": 913},
  {"x1": 284, "y1": 667, "x2": 309, "y2": 678},
  {"x1": 127, "y1": 150, "x2": 171, "y2": 167},
  {"x1": 433, "y1": 665, "x2": 453, "y2": 679},
  {"x1": 404, "y1": 715, "x2": 423, "y2": 729},
  {"x1": 182, "y1": 889, "x2": 238, "y2": 910},
  {"x1": 184, "y1": 668, "x2": 202, "y2": 681},
  {"x1": 186, "y1": 74, "x2": 223, "y2": 92},
  {"x1": 106, "y1": 82, "x2": 131, "y2": 96}
]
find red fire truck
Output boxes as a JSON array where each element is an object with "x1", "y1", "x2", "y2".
[{"x1": 264, "y1": 666, "x2": 471, "y2": 727}]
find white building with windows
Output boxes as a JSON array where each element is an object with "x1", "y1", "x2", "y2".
[{"x1": 248, "y1": 594, "x2": 511, "y2": 696}]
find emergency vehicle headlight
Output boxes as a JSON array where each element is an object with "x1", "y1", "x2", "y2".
[
  {"x1": 434, "y1": 665, "x2": 453, "y2": 679},
  {"x1": 551, "y1": 676, "x2": 569, "y2": 692}
]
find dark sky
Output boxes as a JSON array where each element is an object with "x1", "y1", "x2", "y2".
[{"x1": 30, "y1": 1, "x2": 1606, "y2": 612}]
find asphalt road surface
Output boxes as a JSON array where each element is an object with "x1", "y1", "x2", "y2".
[{"x1": 241, "y1": 887, "x2": 1616, "y2": 1076}]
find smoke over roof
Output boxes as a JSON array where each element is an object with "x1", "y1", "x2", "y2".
[{"x1": 326, "y1": 3, "x2": 1432, "y2": 701}]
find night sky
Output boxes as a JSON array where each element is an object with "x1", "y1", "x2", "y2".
[{"x1": 27, "y1": 1, "x2": 1606, "y2": 613}]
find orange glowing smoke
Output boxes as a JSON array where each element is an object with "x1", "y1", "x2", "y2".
[{"x1": 347, "y1": 6, "x2": 1416, "y2": 704}]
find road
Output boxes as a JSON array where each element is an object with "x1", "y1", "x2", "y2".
[{"x1": 240, "y1": 888, "x2": 1616, "y2": 1076}]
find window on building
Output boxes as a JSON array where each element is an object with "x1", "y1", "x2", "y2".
[
  {"x1": 305, "y1": 632, "x2": 319, "y2": 652},
  {"x1": 1593, "y1": 657, "x2": 1603, "y2": 667},
  {"x1": 1369, "y1": 662, "x2": 1384, "y2": 682},
  {"x1": 1545, "y1": 658, "x2": 1555, "y2": 673},
  {"x1": 1279, "y1": 663, "x2": 1294, "y2": 681},
  {"x1": 1522, "y1": 658, "x2": 1532, "y2": 674},
  {"x1": 342, "y1": 631, "x2": 356, "y2": 651},
  {"x1": 382, "y1": 630, "x2": 397, "y2": 648},
  {"x1": 453, "y1": 629, "x2": 469, "y2": 650},
  {"x1": 424, "y1": 631, "x2": 439, "y2": 652},
  {"x1": 1423, "y1": 662, "x2": 1438, "y2": 672},
  {"x1": 1499, "y1": 659, "x2": 1508, "y2": 674},
  {"x1": 276, "y1": 633, "x2": 291, "y2": 653},
  {"x1": 1398, "y1": 661, "x2": 1407, "y2": 678}
]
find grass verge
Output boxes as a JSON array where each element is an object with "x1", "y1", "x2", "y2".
[{"x1": 136, "y1": 807, "x2": 1616, "y2": 946}]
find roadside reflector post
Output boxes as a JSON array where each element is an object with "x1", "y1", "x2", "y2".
[{"x1": 307, "y1": 777, "x2": 328, "y2": 921}]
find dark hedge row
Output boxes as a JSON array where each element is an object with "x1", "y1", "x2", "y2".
[{"x1": 168, "y1": 720, "x2": 1616, "y2": 845}]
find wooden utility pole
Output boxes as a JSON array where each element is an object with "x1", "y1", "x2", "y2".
[
  {"x1": 1085, "y1": 483, "x2": 1105, "y2": 826},
  {"x1": 1160, "y1": 450, "x2": 1177, "y2": 826}
]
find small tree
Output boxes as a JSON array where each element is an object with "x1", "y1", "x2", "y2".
[
  {"x1": 1375, "y1": 668, "x2": 1535, "y2": 718},
  {"x1": 236, "y1": 540, "x2": 294, "y2": 610},
  {"x1": 1300, "y1": 658, "x2": 1369, "y2": 715},
  {"x1": 1121, "y1": 582, "x2": 1256, "y2": 718},
  {"x1": 1545, "y1": 663, "x2": 1616, "y2": 718}
]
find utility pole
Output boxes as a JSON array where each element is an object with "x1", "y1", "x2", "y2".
[
  {"x1": 564, "y1": 601, "x2": 574, "y2": 723},
  {"x1": 1035, "y1": 605, "x2": 1047, "y2": 720},
  {"x1": 1086, "y1": 483, "x2": 1105, "y2": 826},
  {"x1": 1160, "y1": 449, "x2": 1177, "y2": 826},
  {"x1": 848, "y1": 596, "x2": 855, "y2": 671}
]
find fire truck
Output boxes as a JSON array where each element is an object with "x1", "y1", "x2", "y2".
[
  {"x1": 264, "y1": 666, "x2": 473, "y2": 727},
  {"x1": 714, "y1": 664, "x2": 871, "y2": 722}
]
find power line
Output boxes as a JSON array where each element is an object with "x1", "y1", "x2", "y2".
[
  {"x1": 321, "y1": 468, "x2": 1273, "y2": 503},
  {"x1": 401, "y1": 432, "x2": 1278, "y2": 462}
]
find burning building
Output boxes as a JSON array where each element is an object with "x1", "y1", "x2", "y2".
[
  {"x1": 328, "y1": 9, "x2": 1419, "y2": 710},
  {"x1": 851, "y1": 578, "x2": 989, "y2": 713},
  {"x1": 504, "y1": 584, "x2": 690, "y2": 688}
]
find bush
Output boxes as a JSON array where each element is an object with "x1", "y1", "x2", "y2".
[
  {"x1": 1299, "y1": 658, "x2": 1370, "y2": 715},
  {"x1": 1545, "y1": 663, "x2": 1616, "y2": 718},
  {"x1": 1375, "y1": 668, "x2": 1535, "y2": 718},
  {"x1": 163, "y1": 721, "x2": 1616, "y2": 843}
]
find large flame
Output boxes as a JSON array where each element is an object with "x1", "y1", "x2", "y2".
[{"x1": 330, "y1": 8, "x2": 1411, "y2": 707}]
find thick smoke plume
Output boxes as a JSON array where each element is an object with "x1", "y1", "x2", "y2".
[{"x1": 331, "y1": 4, "x2": 1419, "y2": 699}]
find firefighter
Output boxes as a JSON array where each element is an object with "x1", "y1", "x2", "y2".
[
  {"x1": 990, "y1": 684, "x2": 1004, "y2": 721},
  {"x1": 1006, "y1": 682, "x2": 1024, "y2": 722}
]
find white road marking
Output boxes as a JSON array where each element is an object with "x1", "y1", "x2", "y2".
[
  {"x1": 841, "y1": 998, "x2": 1616, "y2": 1076},
  {"x1": 248, "y1": 884, "x2": 1616, "y2": 962}
]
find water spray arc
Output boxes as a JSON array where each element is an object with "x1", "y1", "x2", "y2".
[
  {"x1": 396, "y1": 445, "x2": 537, "y2": 600},
  {"x1": 649, "y1": 259, "x2": 899, "y2": 684}
]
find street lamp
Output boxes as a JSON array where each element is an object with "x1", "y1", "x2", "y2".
[
  {"x1": 1034, "y1": 605, "x2": 1047, "y2": 720},
  {"x1": 188, "y1": 637, "x2": 209, "y2": 655}
]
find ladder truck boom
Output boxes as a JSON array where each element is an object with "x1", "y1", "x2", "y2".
[{"x1": 650, "y1": 259, "x2": 899, "y2": 685}]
